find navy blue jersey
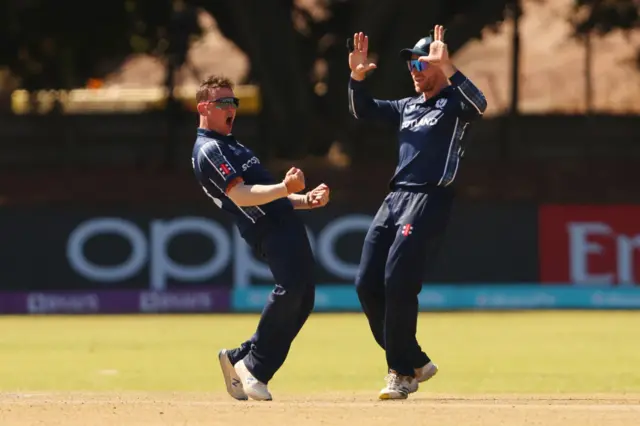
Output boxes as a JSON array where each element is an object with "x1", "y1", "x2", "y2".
[
  {"x1": 192, "y1": 128, "x2": 293, "y2": 236},
  {"x1": 348, "y1": 70, "x2": 487, "y2": 189}
]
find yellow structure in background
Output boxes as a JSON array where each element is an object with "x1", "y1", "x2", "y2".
[{"x1": 10, "y1": 85, "x2": 261, "y2": 115}]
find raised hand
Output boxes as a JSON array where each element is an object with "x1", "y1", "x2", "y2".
[
  {"x1": 283, "y1": 167, "x2": 305, "y2": 194},
  {"x1": 349, "y1": 32, "x2": 377, "y2": 79},
  {"x1": 418, "y1": 25, "x2": 450, "y2": 67}
]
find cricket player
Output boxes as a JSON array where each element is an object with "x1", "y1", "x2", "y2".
[
  {"x1": 191, "y1": 75, "x2": 330, "y2": 401},
  {"x1": 347, "y1": 25, "x2": 487, "y2": 399}
]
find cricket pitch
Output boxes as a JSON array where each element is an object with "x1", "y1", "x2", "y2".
[
  {"x1": 1, "y1": 312, "x2": 639, "y2": 425},
  {"x1": 2, "y1": 392, "x2": 640, "y2": 426}
]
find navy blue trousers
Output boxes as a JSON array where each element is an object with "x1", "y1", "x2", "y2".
[
  {"x1": 355, "y1": 187, "x2": 453, "y2": 377},
  {"x1": 229, "y1": 212, "x2": 315, "y2": 384}
]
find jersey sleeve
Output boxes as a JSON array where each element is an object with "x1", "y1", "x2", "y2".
[
  {"x1": 198, "y1": 142, "x2": 244, "y2": 194},
  {"x1": 348, "y1": 78, "x2": 404, "y2": 126},
  {"x1": 449, "y1": 70, "x2": 488, "y2": 121}
]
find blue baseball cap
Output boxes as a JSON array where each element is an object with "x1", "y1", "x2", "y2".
[{"x1": 399, "y1": 36, "x2": 433, "y2": 61}]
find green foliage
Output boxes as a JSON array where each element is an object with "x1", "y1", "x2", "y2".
[
  {"x1": 571, "y1": 0, "x2": 639, "y2": 35},
  {"x1": 0, "y1": 0, "x2": 202, "y2": 89},
  {"x1": 2, "y1": 0, "x2": 636, "y2": 91},
  {"x1": 568, "y1": 0, "x2": 639, "y2": 68}
]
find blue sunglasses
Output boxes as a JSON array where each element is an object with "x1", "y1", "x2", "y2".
[{"x1": 407, "y1": 59, "x2": 428, "y2": 72}]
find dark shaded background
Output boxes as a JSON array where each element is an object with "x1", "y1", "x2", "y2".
[{"x1": 0, "y1": 0, "x2": 638, "y2": 289}]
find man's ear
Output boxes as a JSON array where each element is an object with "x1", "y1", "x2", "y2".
[{"x1": 196, "y1": 102, "x2": 208, "y2": 116}]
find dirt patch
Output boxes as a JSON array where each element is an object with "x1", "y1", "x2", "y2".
[{"x1": 1, "y1": 392, "x2": 639, "y2": 426}]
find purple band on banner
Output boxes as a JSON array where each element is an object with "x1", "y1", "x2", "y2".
[{"x1": 0, "y1": 288, "x2": 230, "y2": 314}]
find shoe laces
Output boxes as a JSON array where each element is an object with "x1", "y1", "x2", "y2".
[{"x1": 385, "y1": 371, "x2": 411, "y2": 389}]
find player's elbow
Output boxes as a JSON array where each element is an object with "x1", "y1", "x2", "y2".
[
  {"x1": 228, "y1": 193, "x2": 254, "y2": 207},
  {"x1": 227, "y1": 190, "x2": 254, "y2": 207},
  {"x1": 349, "y1": 106, "x2": 359, "y2": 119},
  {"x1": 478, "y1": 95, "x2": 488, "y2": 114},
  {"x1": 468, "y1": 97, "x2": 487, "y2": 120},
  {"x1": 226, "y1": 181, "x2": 253, "y2": 206},
  {"x1": 348, "y1": 88, "x2": 362, "y2": 119},
  {"x1": 473, "y1": 89, "x2": 488, "y2": 114}
]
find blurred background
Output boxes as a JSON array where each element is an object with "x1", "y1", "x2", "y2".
[{"x1": 0, "y1": 0, "x2": 639, "y2": 314}]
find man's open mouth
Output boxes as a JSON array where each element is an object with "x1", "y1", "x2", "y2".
[{"x1": 226, "y1": 117, "x2": 233, "y2": 125}]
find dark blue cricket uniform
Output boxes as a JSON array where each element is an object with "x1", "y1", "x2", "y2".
[
  {"x1": 192, "y1": 128, "x2": 315, "y2": 384},
  {"x1": 348, "y1": 70, "x2": 487, "y2": 377},
  {"x1": 192, "y1": 128, "x2": 294, "y2": 239},
  {"x1": 349, "y1": 70, "x2": 486, "y2": 189}
]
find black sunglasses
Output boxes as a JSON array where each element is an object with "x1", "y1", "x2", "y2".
[{"x1": 204, "y1": 97, "x2": 240, "y2": 109}]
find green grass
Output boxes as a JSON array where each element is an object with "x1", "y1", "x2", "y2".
[{"x1": 0, "y1": 311, "x2": 639, "y2": 394}]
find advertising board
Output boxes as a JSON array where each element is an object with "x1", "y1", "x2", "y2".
[
  {"x1": 0, "y1": 288, "x2": 230, "y2": 314},
  {"x1": 540, "y1": 205, "x2": 640, "y2": 285},
  {"x1": 0, "y1": 203, "x2": 538, "y2": 291}
]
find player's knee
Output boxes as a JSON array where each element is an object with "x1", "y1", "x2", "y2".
[
  {"x1": 278, "y1": 274, "x2": 314, "y2": 310},
  {"x1": 355, "y1": 273, "x2": 370, "y2": 295},
  {"x1": 287, "y1": 253, "x2": 315, "y2": 288},
  {"x1": 355, "y1": 264, "x2": 380, "y2": 292},
  {"x1": 275, "y1": 285, "x2": 305, "y2": 312},
  {"x1": 301, "y1": 285, "x2": 315, "y2": 314},
  {"x1": 384, "y1": 275, "x2": 422, "y2": 299},
  {"x1": 355, "y1": 275, "x2": 381, "y2": 303},
  {"x1": 299, "y1": 262, "x2": 315, "y2": 288},
  {"x1": 293, "y1": 288, "x2": 315, "y2": 315}
]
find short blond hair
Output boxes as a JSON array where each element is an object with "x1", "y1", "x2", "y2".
[{"x1": 196, "y1": 75, "x2": 235, "y2": 102}]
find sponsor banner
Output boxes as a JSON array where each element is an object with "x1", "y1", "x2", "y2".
[
  {"x1": 540, "y1": 205, "x2": 640, "y2": 285},
  {"x1": 233, "y1": 285, "x2": 640, "y2": 311},
  {"x1": 0, "y1": 203, "x2": 537, "y2": 291},
  {"x1": 0, "y1": 288, "x2": 230, "y2": 314},
  {"x1": 232, "y1": 285, "x2": 360, "y2": 311}
]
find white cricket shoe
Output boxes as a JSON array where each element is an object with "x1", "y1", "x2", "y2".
[
  {"x1": 415, "y1": 361, "x2": 439, "y2": 383},
  {"x1": 408, "y1": 361, "x2": 438, "y2": 394},
  {"x1": 378, "y1": 370, "x2": 417, "y2": 400},
  {"x1": 234, "y1": 359, "x2": 273, "y2": 401},
  {"x1": 218, "y1": 349, "x2": 248, "y2": 401}
]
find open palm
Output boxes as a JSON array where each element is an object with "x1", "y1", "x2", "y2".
[
  {"x1": 418, "y1": 25, "x2": 450, "y2": 66},
  {"x1": 349, "y1": 32, "x2": 377, "y2": 77}
]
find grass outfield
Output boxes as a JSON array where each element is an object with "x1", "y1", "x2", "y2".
[{"x1": 0, "y1": 311, "x2": 639, "y2": 425}]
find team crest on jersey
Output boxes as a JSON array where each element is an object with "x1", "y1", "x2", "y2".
[
  {"x1": 436, "y1": 98, "x2": 447, "y2": 109},
  {"x1": 218, "y1": 162, "x2": 233, "y2": 176}
]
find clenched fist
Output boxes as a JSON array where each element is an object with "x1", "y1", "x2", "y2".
[
  {"x1": 305, "y1": 183, "x2": 330, "y2": 208},
  {"x1": 283, "y1": 167, "x2": 305, "y2": 194}
]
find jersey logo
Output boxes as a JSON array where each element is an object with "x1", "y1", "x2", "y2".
[
  {"x1": 241, "y1": 156, "x2": 261, "y2": 171},
  {"x1": 219, "y1": 162, "x2": 233, "y2": 176},
  {"x1": 400, "y1": 109, "x2": 443, "y2": 130},
  {"x1": 436, "y1": 98, "x2": 447, "y2": 109}
]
